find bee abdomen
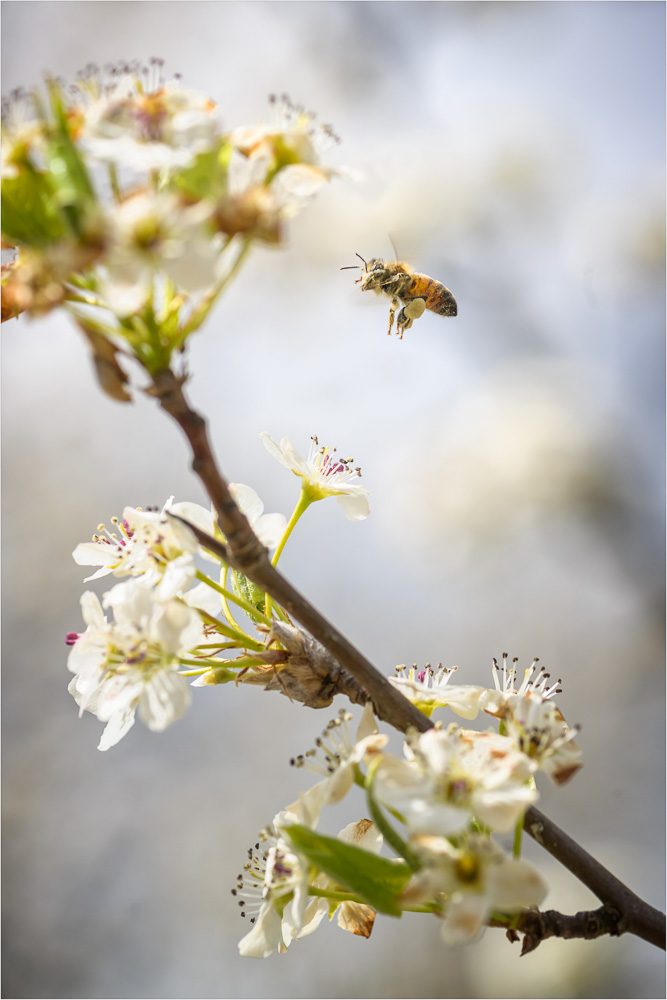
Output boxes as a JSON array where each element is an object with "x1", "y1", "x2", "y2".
[
  {"x1": 407, "y1": 276, "x2": 457, "y2": 317},
  {"x1": 430, "y1": 283, "x2": 457, "y2": 317}
]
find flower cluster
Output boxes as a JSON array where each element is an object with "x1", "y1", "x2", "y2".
[
  {"x1": 66, "y1": 432, "x2": 370, "y2": 748},
  {"x1": 235, "y1": 656, "x2": 582, "y2": 956},
  {"x1": 1, "y1": 62, "x2": 341, "y2": 380}
]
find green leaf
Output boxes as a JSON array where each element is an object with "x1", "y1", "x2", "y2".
[
  {"x1": 1, "y1": 169, "x2": 68, "y2": 247},
  {"x1": 231, "y1": 569, "x2": 266, "y2": 612},
  {"x1": 285, "y1": 824, "x2": 412, "y2": 917}
]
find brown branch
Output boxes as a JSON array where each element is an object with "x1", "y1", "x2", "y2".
[
  {"x1": 491, "y1": 904, "x2": 625, "y2": 953},
  {"x1": 149, "y1": 368, "x2": 430, "y2": 735},
  {"x1": 149, "y1": 365, "x2": 665, "y2": 952},
  {"x1": 524, "y1": 806, "x2": 665, "y2": 949}
]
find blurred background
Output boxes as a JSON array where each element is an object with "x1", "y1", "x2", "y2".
[{"x1": 2, "y1": 2, "x2": 664, "y2": 998}]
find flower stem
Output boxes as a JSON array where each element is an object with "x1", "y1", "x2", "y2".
[
  {"x1": 196, "y1": 569, "x2": 271, "y2": 627},
  {"x1": 365, "y1": 762, "x2": 421, "y2": 872},
  {"x1": 272, "y1": 489, "x2": 314, "y2": 569},
  {"x1": 265, "y1": 488, "x2": 314, "y2": 618}
]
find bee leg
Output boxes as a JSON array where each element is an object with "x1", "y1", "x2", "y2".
[
  {"x1": 396, "y1": 299, "x2": 425, "y2": 339},
  {"x1": 387, "y1": 299, "x2": 398, "y2": 336},
  {"x1": 396, "y1": 307, "x2": 411, "y2": 339}
]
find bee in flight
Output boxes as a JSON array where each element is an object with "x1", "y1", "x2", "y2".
[{"x1": 341, "y1": 254, "x2": 457, "y2": 339}]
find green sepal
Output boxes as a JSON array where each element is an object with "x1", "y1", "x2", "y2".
[
  {"x1": 170, "y1": 139, "x2": 233, "y2": 202},
  {"x1": 1, "y1": 167, "x2": 69, "y2": 247},
  {"x1": 44, "y1": 82, "x2": 97, "y2": 232},
  {"x1": 231, "y1": 569, "x2": 266, "y2": 613},
  {"x1": 200, "y1": 665, "x2": 240, "y2": 685},
  {"x1": 285, "y1": 824, "x2": 412, "y2": 917}
]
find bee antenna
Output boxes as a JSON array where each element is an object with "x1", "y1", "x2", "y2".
[{"x1": 340, "y1": 252, "x2": 367, "y2": 272}]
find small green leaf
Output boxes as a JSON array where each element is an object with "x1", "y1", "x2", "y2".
[
  {"x1": 231, "y1": 569, "x2": 266, "y2": 612},
  {"x1": 1, "y1": 169, "x2": 68, "y2": 247},
  {"x1": 285, "y1": 824, "x2": 412, "y2": 917}
]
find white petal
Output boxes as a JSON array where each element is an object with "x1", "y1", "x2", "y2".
[
  {"x1": 253, "y1": 513, "x2": 287, "y2": 550},
  {"x1": 73, "y1": 541, "x2": 117, "y2": 569},
  {"x1": 274, "y1": 163, "x2": 328, "y2": 198},
  {"x1": 336, "y1": 492, "x2": 370, "y2": 521},
  {"x1": 441, "y1": 893, "x2": 487, "y2": 945},
  {"x1": 67, "y1": 630, "x2": 108, "y2": 679},
  {"x1": 355, "y1": 703, "x2": 378, "y2": 743},
  {"x1": 229, "y1": 483, "x2": 264, "y2": 525},
  {"x1": 168, "y1": 501, "x2": 216, "y2": 538},
  {"x1": 138, "y1": 671, "x2": 191, "y2": 732},
  {"x1": 94, "y1": 674, "x2": 143, "y2": 722},
  {"x1": 473, "y1": 785, "x2": 537, "y2": 833},
  {"x1": 156, "y1": 555, "x2": 196, "y2": 601},
  {"x1": 487, "y1": 858, "x2": 548, "y2": 910},
  {"x1": 98, "y1": 705, "x2": 137, "y2": 751},
  {"x1": 337, "y1": 818, "x2": 383, "y2": 854},
  {"x1": 79, "y1": 591, "x2": 107, "y2": 629},
  {"x1": 405, "y1": 799, "x2": 471, "y2": 838},
  {"x1": 259, "y1": 431, "x2": 294, "y2": 470},
  {"x1": 238, "y1": 903, "x2": 283, "y2": 958},
  {"x1": 151, "y1": 600, "x2": 201, "y2": 654},
  {"x1": 183, "y1": 581, "x2": 224, "y2": 616},
  {"x1": 294, "y1": 897, "x2": 328, "y2": 940},
  {"x1": 281, "y1": 438, "x2": 310, "y2": 477}
]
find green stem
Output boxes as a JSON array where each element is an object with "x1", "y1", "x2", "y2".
[
  {"x1": 513, "y1": 817, "x2": 524, "y2": 858},
  {"x1": 178, "y1": 656, "x2": 227, "y2": 669},
  {"x1": 365, "y1": 764, "x2": 421, "y2": 872},
  {"x1": 108, "y1": 162, "x2": 121, "y2": 202},
  {"x1": 272, "y1": 489, "x2": 314, "y2": 568},
  {"x1": 196, "y1": 569, "x2": 271, "y2": 627},
  {"x1": 195, "y1": 607, "x2": 264, "y2": 650},
  {"x1": 194, "y1": 642, "x2": 239, "y2": 651},
  {"x1": 265, "y1": 488, "x2": 314, "y2": 618}
]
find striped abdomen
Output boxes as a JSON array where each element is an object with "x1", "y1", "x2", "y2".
[{"x1": 405, "y1": 274, "x2": 457, "y2": 317}]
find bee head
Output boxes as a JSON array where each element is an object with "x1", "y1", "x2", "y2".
[{"x1": 340, "y1": 253, "x2": 371, "y2": 284}]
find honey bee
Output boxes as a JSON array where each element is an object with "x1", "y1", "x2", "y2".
[{"x1": 341, "y1": 254, "x2": 457, "y2": 338}]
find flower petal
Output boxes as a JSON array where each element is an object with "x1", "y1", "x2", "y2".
[{"x1": 336, "y1": 491, "x2": 370, "y2": 521}]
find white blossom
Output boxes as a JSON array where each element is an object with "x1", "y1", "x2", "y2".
[
  {"x1": 73, "y1": 497, "x2": 213, "y2": 599},
  {"x1": 404, "y1": 833, "x2": 548, "y2": 945},
  {"x1": 98, "y1": 191, "x2": 220, "y2": 314},
  {"x1": 373, "y1": 725, "x2": 537, "y2": 837},
  {"x1": 260, "y1": 432, "x2": 370, "y2": 520},
  {"x1": 390, "y1": 663, "x2": 483, "y2": 720},
  {"x1": 234, "y1": 791, "x2": 324, "y2": 958},
  {"x1": 501, "y1": 693, "x2": 582, "y2": 785},
  {"x1": 79, "y1": 68, "x2": 220, "y2": 172},
  {"x1": 229, "y1": 94, "x2": 342, "y2": 218},
  {"x1": 67, "y1": 579, "x2": 203, "y2": 750},
  {"x1": 290, "y1": 704, "x2": 389, "y2": 813},
  {"x1": 480, "y1": 654, "x2": 562, "y2": 715},
  {"x1": 480, "y1": 656, "x2": 582, "y2": 785}
]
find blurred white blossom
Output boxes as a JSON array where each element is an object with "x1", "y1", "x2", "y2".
[{"x1": 404, "y1": 833, "x2": 548, "y2": 945}]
